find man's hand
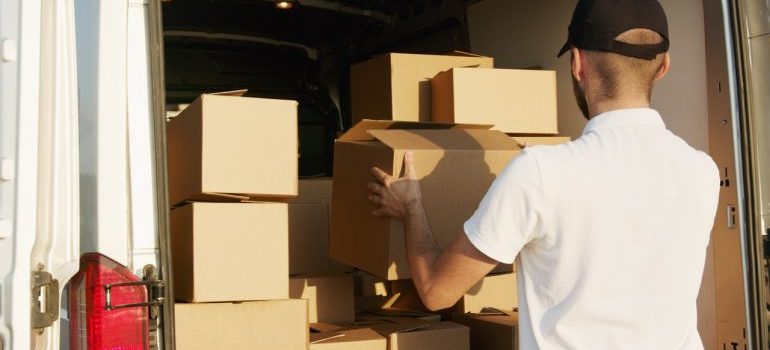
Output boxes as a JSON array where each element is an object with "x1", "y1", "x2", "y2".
[
  {"x1": 368, "y1": 150, "x2": 498, "y2": 311},
  {"x1": 368, "y1": 151, "x2": 422, "y2": 220}
]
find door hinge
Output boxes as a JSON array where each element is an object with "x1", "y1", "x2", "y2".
[{"x1": 31, "y1": 271, "x2": 59, "y2": 329}]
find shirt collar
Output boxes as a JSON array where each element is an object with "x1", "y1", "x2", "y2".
[{"x1": 582, "y1": 108, "x2": 666, "y2": 135}]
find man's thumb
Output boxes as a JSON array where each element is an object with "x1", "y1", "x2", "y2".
[{"x1": 403, "y1": 151, "x2": 418, "y2": 179}]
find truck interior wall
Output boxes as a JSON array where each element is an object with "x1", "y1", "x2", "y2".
[
  {"x1": 467, "y1": 1, "x2": 720, "y2": 349},
  {"x1": 466, "y1": 0, "x2": 710, "y2": 153},
  {"x1": 703, "y1": 0, "x2": 750, "y2": 348}
]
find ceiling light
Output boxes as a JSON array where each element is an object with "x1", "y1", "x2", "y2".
[{"x1": 275, "y1": 1, "x2": 294, "y2": 10}]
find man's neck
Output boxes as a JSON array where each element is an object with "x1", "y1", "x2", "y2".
[{"x1": 588, "y1": 97, "x2": 651, "y2": 119}]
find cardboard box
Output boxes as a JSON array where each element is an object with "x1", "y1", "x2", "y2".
[
  {"x1": 431, "y1": 68, "x2": 558, "y2": 134},
  {"x1": 451, "y1": 313, "x2": 518, "y2": 350},
  {"x1": 390, "y1": 273, "x2": 517, "y2": 314},
  {"x1": 290, "y1": 273, "x2": 355, "y2": 323},
  {"x1": 389, "y1": 322, "x2": 469, "y2": 350},
  {"x1": 330, "y1": 259, "x2": 356, "y2": 273},
  {"x1": 287, "y1": 178, "x2": 356, "y2": 274},
  {"x1": 350, "y1": 52, "x2": 493, "y2": 124},
  {"x1": 174, "y1": 299, "x2": 308, "y2": 350},
  {"x1": 290, "y1": 203, "x2": 331, "y2": 274},
  {"x1": 366, "y1": 317, "x2": 470, "y2": 350},
  {"x1": 167, "y1": 90, "x2": 298, "y2": 205},
  {"x1": 291, "y1": 177, "x2": 334, "y2": 204},
  {"x1": 170, "y1": 202, "x2": 288, "y2": 302},
  {"x1": 509, "y1": 136, "x2": 570, "y2": 148},
  {"x1": 310, "y1": 324, "x2": 387, "y2": 350},
  {"x1": 330, "y1": 120, "x2": 521, "y2": 280},
  {"x1": 354, "y1": 271, "x2": 389, "y2": 297}
]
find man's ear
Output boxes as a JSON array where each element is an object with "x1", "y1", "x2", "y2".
[
  {"x1": 654, "y1": 53, "x2": 671, "y2": 82},
  {"x1": 570, "y1": 47, "x2": 583, "y2": 83}
]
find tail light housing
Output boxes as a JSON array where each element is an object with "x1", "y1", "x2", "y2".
[{"x1": 68, "y1": 253, "x2": 149, "y2": 350}]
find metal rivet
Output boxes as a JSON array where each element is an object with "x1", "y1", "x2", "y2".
[
  {"x1": 0, "y1": 219, "x2": 9, "y2": 239},
  {"x1": 0, "y1": 158, "x2": 14, "y2": 181},
  {"x1": 1, "y1": 39, "x2": 17, "y2": 62}
]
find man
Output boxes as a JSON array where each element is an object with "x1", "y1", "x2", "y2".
[{"x1": 366, "y1": 0, "x2": 720, "y2": 348}]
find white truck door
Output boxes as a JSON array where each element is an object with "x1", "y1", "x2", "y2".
[
  {"x1": 0, "y1": 0, "x2": 81, "y2": 349},
  {"x1": 73, "y1": 0, "x2": 172, "y2": 349}
]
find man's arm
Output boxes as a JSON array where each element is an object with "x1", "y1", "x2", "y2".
[{"x1": 368, "y1": 152, "x2": 500, "y2": 311}]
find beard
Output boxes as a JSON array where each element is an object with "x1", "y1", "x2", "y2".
[{"x1": 572, "y1": 75, "x2": 590, "y2": 120}]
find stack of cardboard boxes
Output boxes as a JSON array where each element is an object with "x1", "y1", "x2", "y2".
[
  {"x1": 166, "y1": 90, "x2": 310, "y2": 349},
  {"x1": 330, "y1": 52, "x2": 569, "y2": 350},
  {"x1": 167, "y1": 52, "x2": 565, "y2": 350}
]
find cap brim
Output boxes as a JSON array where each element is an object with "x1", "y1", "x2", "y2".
[{"x1": 557, "y1": 41, "x2": 571, "y2": 58}]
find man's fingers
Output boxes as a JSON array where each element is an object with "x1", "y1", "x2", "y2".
[
  {"x1": 372, "y1": 208, "x2": 385, "y2": 217},
  {"x1": 367, "y1": 182, "x2": 383, "y2": 194},
  {"x1": 371, "y1": 167, "x2": 391, "y2": 184},
  {"x1": 368, "y1": 194, "x2": 382, "y2": 205},
  {"x1": 403, "y1": 151, "x2": 418, "y2": 180}
]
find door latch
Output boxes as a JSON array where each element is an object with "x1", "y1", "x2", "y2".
[
  {"x1": 31, "y1": 271, "x2": 59, "y2": 329},
  {"x1": 726, "y1": 205, "x2": 737, "y2": 229}
]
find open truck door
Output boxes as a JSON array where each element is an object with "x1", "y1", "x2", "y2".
[
  {"x1": 0, "y1": 0, "x2": 81, "y2": 348},
  {"x1": 0, "y1": 0, "x2": 172, "y2": 349},
  {"x1": 70, "y1": 0, "x2": 174, "y2": 349}
]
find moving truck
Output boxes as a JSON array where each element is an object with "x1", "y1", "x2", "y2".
[{"x1": 0, "y1": 0, "x2": 767, "y2": 349}]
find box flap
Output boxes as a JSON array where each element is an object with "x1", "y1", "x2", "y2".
[
  {"x1": 369, "y1": 129, "x2": 520, "y2": 151},
  {"x1": 444, "y1": 50, "x2": 489, "y2": 58},
  {"x1": 310, "y1": 322, "x2": 347, "y2": 333},
  {"x1": 207, "y1": 89, "x2": 248, "y2": 97},
  {"x1": 365, "y1": 317, "x2": 429, "y2": 335},
  {"x1": 311, "y1": 327, "x2": 385, "y2": 345},
  {"x1": 310, "y1": 331, "x2": 345, "y2": 344},
  {"x1": 473, "y1": 308, "x2": 519, "y2": 320},
  {"x1": 339, "y1": 120, "x2": 492, "y2": 142}
]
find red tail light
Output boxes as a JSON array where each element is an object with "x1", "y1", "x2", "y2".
[{"x1": 68, "y1": 253, "x2": 149, "y2": 350}]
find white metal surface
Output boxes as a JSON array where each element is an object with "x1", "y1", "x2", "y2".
[
  {"x1": 75, "y1": 0, "x2": 131, "y2": 266},
  {"x1": 127, "y1": 0, "x2": 161, "y2": 276},
  {"x1": 1, "y1": 0, "x2": 40, "y2": 348},
  {"x1": 30, "y1": 0, "x2": 81, "y2": 348}
]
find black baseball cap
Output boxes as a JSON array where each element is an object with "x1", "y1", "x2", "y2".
[{"x1": 557, "y1": 0, "x2": 670, "y2": 60}]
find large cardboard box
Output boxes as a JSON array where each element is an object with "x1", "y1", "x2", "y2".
[
  {"x1": 330, "y1": 120, "x2": 521, "y2": 280},
  {"x1": 175, "y1": 299, "x2": 308, "y2": 350},
  {"x1": 290, "y1": 273, "x2": 355, "y2": 323},
  {"x1": 170, "y1": 202, "x2": 288, "y2": 302},
  {"x1": 350, "y1": 53, "x2": 493, "y2": 124},
  {"x1": 366, "y1": 317, "x2": 470, "y2": 350},
  {"x1": 167, "y1": 90, "x2": 298, "y2": 205},
  {"x1": 451, "y1": 313, "x2": 518, "y2": 350},
  {"x1": 289, "y1": 178, "x2": 333, "y2": 275},
  {"x1": 431, "y1": 68, "x2": 558, "y2": 134},
  {"x1": 390, "y1": 273, "x2": 517, "y2": 314},
  {"x1": 310, "y1": 324, "x2": 386, "y2": 350}
]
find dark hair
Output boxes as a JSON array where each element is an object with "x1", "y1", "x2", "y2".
[{"x1": 583, "y1": 29, "x2": 666, "y2": 101}]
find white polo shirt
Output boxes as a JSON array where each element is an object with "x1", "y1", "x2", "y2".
[{"x1": 464, "y1": 108, "x2": 719, "y2": 350}]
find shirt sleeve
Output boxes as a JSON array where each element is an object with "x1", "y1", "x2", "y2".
[{"x1": 464, "y1": 150, "x2": 546, "y2": 264}]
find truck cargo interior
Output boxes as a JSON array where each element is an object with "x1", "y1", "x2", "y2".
[{"x1": 151, "y1": 0, "x2": 764, "y2": 349}]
